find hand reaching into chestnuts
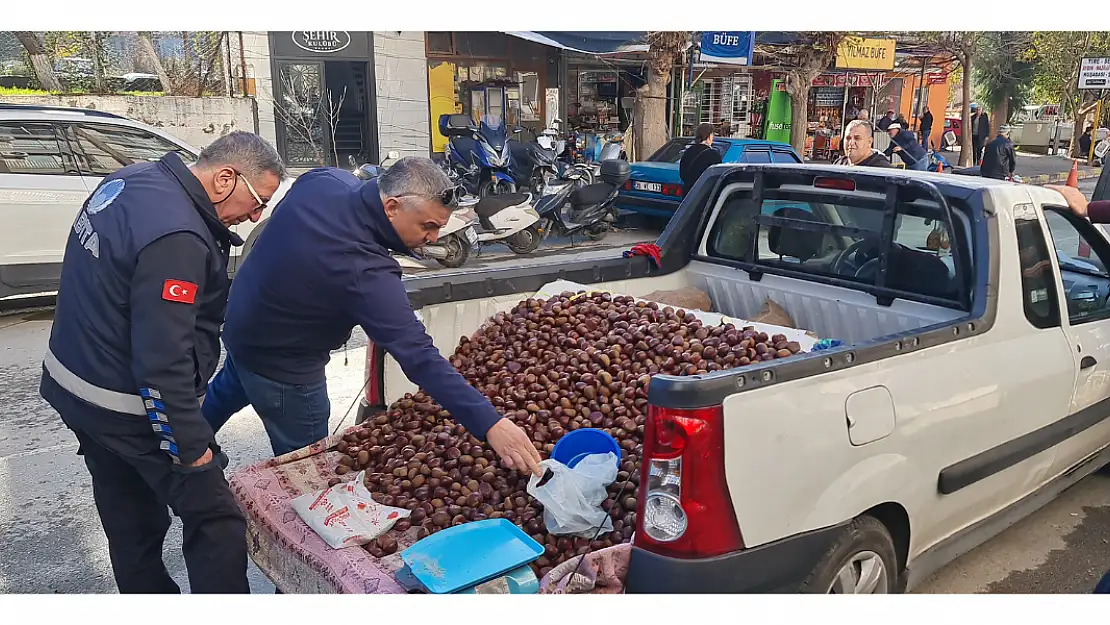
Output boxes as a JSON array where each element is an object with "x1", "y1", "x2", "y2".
[{"x1": 486, "y1": 418, "x2": 544, "y2": 476}]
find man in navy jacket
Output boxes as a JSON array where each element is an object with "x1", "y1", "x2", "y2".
[
  {"x1": 203, "y1": 157, "x2": 542, "y2": 474},
  {"x1": 884, "y1": 123, "x2": 929, "y2": 170}
]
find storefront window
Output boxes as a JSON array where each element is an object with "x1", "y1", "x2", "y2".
[
  {"x1": 876, "y1": 78, "x2": 903, "y2": 118},
  {"x1": 427, "y1": 32, "x2": 454, "y2": 55},
  {"x1": 570, "y1": 70, "x2": 621, "y2": 132}
]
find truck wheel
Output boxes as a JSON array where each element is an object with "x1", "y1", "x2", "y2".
[
  {"x1": 799, "y1": 516, "x2": 899, "y2": 594},
  {"x1": 505, "y1": 224, "x2": 542, "y2": 254},
  {"x1": 435, "y1": 233, "x2": 471, "y2": 268}
]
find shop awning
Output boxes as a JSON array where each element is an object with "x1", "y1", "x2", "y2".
[{"x1": 503, "y1": 32, "x2": 649, "y2": 55}]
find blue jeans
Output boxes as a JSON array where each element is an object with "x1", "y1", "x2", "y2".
[
  {"x1": 909, "y1": 157, "x2": 929, "y2": 171},
  {"x1": 202, "y1": 351, "x2": 330, "y2": 457}
]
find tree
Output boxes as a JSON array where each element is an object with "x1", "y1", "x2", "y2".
[
  {"x1": 13, "y1": 31, "x2": 62, "y2": 92},
  {"x1": 975, "y1": 32, "x2": 1037, "y2": 136},
  {"x1": 922, "y1": 31, "x2": 986, "y2": 166},
  {"x1": 137, "y1": 32, "x2": 174, "y2": 95},
  {"x1": 1030, "y1": 31, "x2": 1110, "y2": 157},
  {"x1": 760, "y1": 32, "x2": 849, "y2": 153},
  {"x1": 633, "y1": 32, "x2": 689, "y2": 161}
]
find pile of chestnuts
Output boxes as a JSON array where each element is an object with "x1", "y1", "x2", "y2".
[{"x1": 329, "y1": 291, "x2": 802, "y2": 577}]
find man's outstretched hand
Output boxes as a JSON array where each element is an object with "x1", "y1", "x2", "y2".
[
  {"x1": 486, "y1": 418, "x2": 544, "y2": 476},
  {"x1": 1046, "y1": 185, "x2": 1089, "y2": 218}
]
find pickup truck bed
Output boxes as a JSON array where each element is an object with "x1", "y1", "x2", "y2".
[{"x1": 360, "y1": 163, "x2": 1110, "y2": 594}]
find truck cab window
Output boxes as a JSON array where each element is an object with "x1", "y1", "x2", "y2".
[
  {"x1": 1043, "y1": 209, "x2": 1110, "y2": 324},
  {"x1": 1014, "y1": 205, "x2": 1060, "y2": 329},
  {"x1": 706, "y1": 187, "x2": 968, "y2": 305}
]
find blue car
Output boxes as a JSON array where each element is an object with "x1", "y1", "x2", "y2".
[{"x1": 615, "y1": 137, "x2": 802, "y2": 217}]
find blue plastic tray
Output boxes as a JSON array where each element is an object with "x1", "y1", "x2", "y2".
[{"x1": 399, "y1": 518, "x2": 543, "y2": 594}]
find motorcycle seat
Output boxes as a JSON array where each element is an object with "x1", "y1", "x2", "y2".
[
  {"x1": 474, "y1": 194, "x2": 529, "y2": 230},
  {"x1": 570, "y1": 182, "x2": 616, "y2": 210}
]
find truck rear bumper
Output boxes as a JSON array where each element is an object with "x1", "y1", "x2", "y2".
[{"x1": 625, "y1": 522, "x2": 847, "y2": 593}]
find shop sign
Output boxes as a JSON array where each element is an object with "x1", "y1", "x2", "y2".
[
  {"x1": 699, "y1": 31, "x2": 756, "y2": 67},
  {"x1": 835, "y1": 37, "x2": 896, "y2": 71},
  {"x1": 927, "y1": 72, "x2": 950, "y2": 85},
  {"x1": 291, "y1": 31, "x2": 352, "y2": 54},
  {"x1": 812, "y1": 73, "x2": 887, "y2": 88},
  {"x1": 814, "y1": 87, "x2": 842, "y2": 107},
  {"x1": 1079, "y1": 57, "x2": 1110, "y2": 89}
]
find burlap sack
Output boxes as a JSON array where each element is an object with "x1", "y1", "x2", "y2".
[
  {"x1": 749, "y1": 296, "x2": 796, "y2": 328},
  {"x1": 641, "y1": 287, "x2": 713, "y2": 312}
]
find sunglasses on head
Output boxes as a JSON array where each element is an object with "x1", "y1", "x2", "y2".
[{"x1": 397, "y1": 185, "x2": 464, "y2": 209}]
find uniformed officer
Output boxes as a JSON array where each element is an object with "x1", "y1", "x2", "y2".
[{"x1": 39, "y1": 131, "x2": 285, "y2": 594}]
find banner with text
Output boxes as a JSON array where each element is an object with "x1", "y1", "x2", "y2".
[
  {"x1": 699, "y1": 32, "x2": 756, "y2": 66},
  {"x1": 835, "y1": 37, "x2": 896, "y2": 71}
]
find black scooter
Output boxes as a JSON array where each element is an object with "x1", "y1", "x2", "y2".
[
  {"x1": 533, "y1": 159, "x2": 629, "y2": 242},
  {"x1": 509, "y1": 138, "x2": 558, "y2": 196}
]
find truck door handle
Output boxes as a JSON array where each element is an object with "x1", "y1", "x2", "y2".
[{"x1": 1081, "y1": 356, "x2": 1098, "y2": 370}]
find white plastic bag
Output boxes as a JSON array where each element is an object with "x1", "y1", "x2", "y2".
[
  {"x1": 291, "y1": 470, "x2": 410, "y2": 549},
  {"x1": 526, "y1": 452, "x2": 618, "y2": 537}
]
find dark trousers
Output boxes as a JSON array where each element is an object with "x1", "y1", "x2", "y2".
[
  {"x1": 973, "y1": 137, "x2": 985, "y2": 164},
  {"x1": 202, "y1": 351, "x2": 330, "y2": 457},
  {"x1": 921, "y1": 130, "x2": 931, "y2": 150},
  {"x1": 63, "y1": 416, "x2": 249, "y2": 594}
]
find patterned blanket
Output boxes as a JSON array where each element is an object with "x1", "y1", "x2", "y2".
[{"x1": 229, "y1": 425, "x2": 631, "y2": 594}]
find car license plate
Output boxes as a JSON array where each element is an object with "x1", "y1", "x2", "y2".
[
  {"x1": 634, "y1": 181, "x2": 662, "y2": 193},
  {"x1": 464, "y1": 227, "x2": 478, "y2": 246}
]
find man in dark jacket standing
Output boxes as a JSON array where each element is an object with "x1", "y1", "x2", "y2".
[
  {"x1": 39, "y1": 132, "x2": 285, "y2": 593},
  {"x1": 876, "y1": 110, "x2": 895, "y2": 132},
  {"x1": 202, "y1": 157, "x2": 543, "y2": 475},
  {"x1": 919, "y1": 106, "x2": 934, "y2": 149},
  {"x1": 971, "y1": 104, "x2": 991, "y2": 163},
  {"x1": 885, "y1": 123, "x2": 929, "y2": 170},
  {"x1": 679, "y1": 123, "x2": 722, "y2": 195},
  {"x1": 980, "y1": 125, "x2": 1017, "y2": 180}
]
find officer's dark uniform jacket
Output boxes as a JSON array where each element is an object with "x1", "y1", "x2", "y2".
[{"x1": 40, "y1": 153, "x2": 242, "y2": 468}]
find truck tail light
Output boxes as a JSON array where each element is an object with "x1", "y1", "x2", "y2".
[
  {"x1": 364, "y1": 341, "x2": 385, "y2": 406},
  {"x1": 634, "y1": 404, "x2": 744, "y2": 558},
  {"x1": 814, "y1": 176, "x2": 856, "y2": 191}
]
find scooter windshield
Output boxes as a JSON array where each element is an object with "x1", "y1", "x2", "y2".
[{"x1": 480, "y1": 115, "x2": 508, "y2": 146}]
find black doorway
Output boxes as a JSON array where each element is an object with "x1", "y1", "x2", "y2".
[{"x1": 324, "y1": 60, "x2": 371, "y2": 166}]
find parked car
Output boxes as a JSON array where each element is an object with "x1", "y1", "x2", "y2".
[
  {"x1": 614, "y1": 137, "x2": 802, "y2": 218},
  {"x1": 355, "y1": 163, "x2": 1110, "y2": 593},
  {"x1": 0, "y1": 104, "x2": 290, "y2": 299},
  {"x1": 941, "y1": 116, "x2": 962, "y2": 150}
]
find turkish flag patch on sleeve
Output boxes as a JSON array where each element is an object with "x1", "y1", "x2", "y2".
[{"x1": 162, "y1": 279, "x2": 198, "y2": 304}]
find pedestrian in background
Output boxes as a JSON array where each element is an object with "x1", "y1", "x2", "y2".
[
  {"x1": 885, "y1": 123, "x2": 929, "y2": 170},
  {"x1": 920, "y1": 106, "x2": 934, "y2": 150},
  {"x1": 39, "y1": 132, "x2": 285, "y2": 594},
  {"x1": 680, "y1": 122, "x2": 723, "y2": 195},
  {"x1": 877, "y1": 110, "x2": 895, "y2": 132},
  {"x1": 980, "y1": 125, "x2": 1017, "y2": 180},
  {"x1": 1080, "y1": 125, "x2": 1093, "y2": 161},
  {"x1": 971, "y1": 104, "x2": 991, "y2": 163}
]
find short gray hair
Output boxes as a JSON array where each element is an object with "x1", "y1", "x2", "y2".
[
  {"x1": 196, "y1": 131, "x2": 287, "y2": 180},
  {"x1": 378, "y1": 156, "x2": 453, "y2": 207},
  {"x1": 845, "y1": 119, "x2": 874, "y2": 139}
]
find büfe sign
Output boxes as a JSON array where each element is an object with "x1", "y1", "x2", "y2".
[
  {"x1": 1079, "y1": 57, "x2": 1110, "y2": 90},
  {"x1": 835, "y1": 37, "x2": 896, "y2": 71}
]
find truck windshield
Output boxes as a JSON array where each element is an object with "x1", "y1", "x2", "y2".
[{"x1": 705, "y1": 192, "x2": 970, "y2": 304}]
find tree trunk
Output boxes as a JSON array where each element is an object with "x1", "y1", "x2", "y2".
[
  {"x1": 1071, "y1": 100, "x2": 1089, "y2": 158},
  {"x1": 785, "y1": 84, "x2": 810, "y2": 154},
  {"x1": 87, "y1": 32, "x2": 107, "y2": 94},
  {"x1": 992, "y1": 90, "x2": 1011, "y2": 139},
  {"x1": 634, "y1": 69, "x2": 670, "y2": 161},
  {"x1": 960, "y1": 54, "x2": 974, "y2": 167},
  {"x1": 14, "y1": 31, "x2": 62, "y2": 92},
  {"x1": 138, "y1": 32, "x2": 174, "y2": 95}
]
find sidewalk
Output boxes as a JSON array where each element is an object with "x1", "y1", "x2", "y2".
[{"x1": 941, "y1": 147, "x2": 1101, "y2": 185}]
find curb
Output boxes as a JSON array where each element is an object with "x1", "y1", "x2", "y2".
[{"x1": 1025, "y1": 170, "x2": 1101, "y2": 186}]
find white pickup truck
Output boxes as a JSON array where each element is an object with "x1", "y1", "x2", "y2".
[{"x1": 356, "y1": 163, "x2": 1110, "y2": 593}]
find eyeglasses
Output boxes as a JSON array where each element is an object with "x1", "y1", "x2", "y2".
[
  {"x1": 397, "y1": 185, "x2": 464, "y2": 209},
  {"x1": 237, "y1": 172, "x2": 267, "y2": 211}
]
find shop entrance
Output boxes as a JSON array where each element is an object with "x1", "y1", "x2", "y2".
[{"x1": 269, "y1": 32, "x2": 378, "y2": 169}]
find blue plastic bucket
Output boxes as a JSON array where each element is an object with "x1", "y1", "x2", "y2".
[{"x1": 552, "y1": 428, "x2": 622, "y2": 469}]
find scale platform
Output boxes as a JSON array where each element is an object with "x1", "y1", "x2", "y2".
[{"x1": 396, "y1": 518, "x2": 544, "y2": 594}]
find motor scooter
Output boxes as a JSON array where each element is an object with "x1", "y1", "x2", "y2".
[
  {"x1": 440, "y1": 113, "x2": 517, "y2": 197},
  {"x1": 464, "y1": 192, "x2": 544, "y2": 254},
  {"x1": 532, "y1": 159, "x2": 630, "y2": 242}
]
